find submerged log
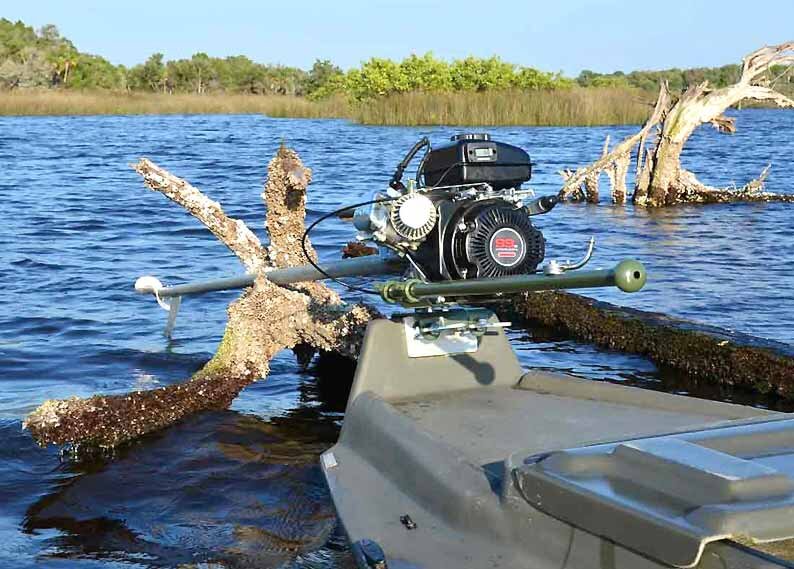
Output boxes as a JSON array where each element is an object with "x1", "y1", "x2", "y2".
[
  {"x1": 24, "y1": 147, "x2": 376, "y2": 449},
  {"x1": 510, "y1": 292, "x2": 794, "y2": 398}
]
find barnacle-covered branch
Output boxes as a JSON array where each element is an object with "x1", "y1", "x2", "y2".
[{"x1": 25, "y1": 149, "x2": 376, "y2": 449}]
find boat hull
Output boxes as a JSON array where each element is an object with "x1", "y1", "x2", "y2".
[{"x1": 322, "y1": 318, "x2": 792, "y2": 568}]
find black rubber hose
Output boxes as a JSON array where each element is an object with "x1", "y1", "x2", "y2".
[{"x1": 390, "y1": 136, "x2": 430, "y2": 190}]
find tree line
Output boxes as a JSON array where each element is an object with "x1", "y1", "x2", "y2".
[
  {"x1": 0, "y1": 19, "x2": 312, "y2": 95},
  {"x1": 1, "y1": 19, "x2": 791, "y2": 101}
]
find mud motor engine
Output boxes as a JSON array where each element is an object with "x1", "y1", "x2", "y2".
[
  {"x1": 136, "y1": 133, "x2": 645, "y2": 335},
  {"x1": 353, "y1": 134, "x2": 557, "y2": 281}
]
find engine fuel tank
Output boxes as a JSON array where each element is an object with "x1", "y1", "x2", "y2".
[{"x1": 421, "y1": 133, "x2": 532, "y2": 190}]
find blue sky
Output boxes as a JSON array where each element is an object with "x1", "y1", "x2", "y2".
[{"x1": 4, "y1": 0, "x2": 793, "y2": 75}]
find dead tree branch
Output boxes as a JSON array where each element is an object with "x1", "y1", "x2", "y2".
[
  {"x1": 558, "y1": 82, "x2": 670, "y2": 204},
  {"x1": 25, "y1": 148, "x2": 376, "y2": 449},
  {"x1": 134, "y1": 159, "x2": 266, "y2": 272},
  {"x1": 263, "y1": 145, "x2": 316, "y2": 269},
  {"x1": 637, "y1": 41, "x2": 794, "y2": 206},
  {"x1": 710, "y1": 115, "x2": 736, "y2": 134},
  {"x1": 558, "y1": 42, "x2": 794, "y2": 208}
]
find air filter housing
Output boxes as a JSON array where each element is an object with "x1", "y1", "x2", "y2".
[{"x1": 389, "y1": 193, "x2": 437, "y2": 241}]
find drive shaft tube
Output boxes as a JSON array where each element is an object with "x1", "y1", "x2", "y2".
[{"x1": 377, "y1": 260, "x2": 646, "y2": 304}]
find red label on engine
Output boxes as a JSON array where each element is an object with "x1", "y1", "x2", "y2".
[
  {"x1": 494, "y1": 238, "x2": 517, "y2": 258},
  {"x1": 489, "y1": 228, "x2": 525, "y2": 267}
]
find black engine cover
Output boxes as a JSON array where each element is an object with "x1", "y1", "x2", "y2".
[
  {"x1": 444, "y1": 201, "x2": 545, "y2": 279},
  {"x1": 420, "y1": 134, "x2": 532, "y2": 190}
]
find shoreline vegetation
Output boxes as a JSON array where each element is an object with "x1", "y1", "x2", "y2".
[
  {"x1": 0, "y1": 88, "x2": 653, "y2": 126},
  {"x1": 1, "y1": 18, "x2": 791, "y2": 125}
]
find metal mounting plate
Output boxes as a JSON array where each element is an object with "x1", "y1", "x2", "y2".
[{"x1": 403, "y1": 316, "x2": 479, "y2": 358}]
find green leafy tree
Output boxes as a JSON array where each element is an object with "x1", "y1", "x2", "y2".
[
  {"x1": 399, "y1": 53, "x2": 452, "y2": 91},
  {"x1": 263, "y1": 65, "x2": 307, "y2": 95},
  {"x1": 513, "y1": 67, "x2": 569, "y2": 89},
  {"x1": 0, "y1": 19, "x2": 73, "y2": 88},
  {"x1": 219, "y1": 55, "x2": 264, "y2": 93},
  {"x1": 307, "y1": 72, "x2": 346, "y2": 100},
  {"x1": 0, "y1": 46, "x2": 52, "y2": 88},
  {"x1": 190, "y1": 52, "x2": 215, "y2": 94},
  {"x1": 346, "y1": 57, "x2": 409, "y2": 100},
  {"x1": 68, "y1": 54, "x2": 123, "y2": 89},
  {"x1": 576, "y1": 70, "x2": 598, "y2": 87},
  {"x1": 450, "y1": 56, "x2": 515, "y2": 91},
  {"x1": 4, "y1": 16, "x2": 788, "y2": 102},
  {"x1": 590, "y1": 73, "x2": 631, "y2": 88},
  {"x1": 129, "y1": 53, "x2": 166, "y2": 92},
  {"x1": 0, "y1": 18, "x2": 39, "y2": 61},
  {"x1": 48, "y1": 46, "x2": 80, "y2": 86},
  {"x1": 305, "y1": 59, "x2": 343, "y2": 96}
]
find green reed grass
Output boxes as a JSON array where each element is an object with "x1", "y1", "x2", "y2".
[
  {"x1": 350, "y1": 88, "x2": 652, "y2": 126},
  {"x1": 0, "y1": 88, "x2": 651, "y2": 126}
]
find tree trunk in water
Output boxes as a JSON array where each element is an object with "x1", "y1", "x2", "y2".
[
  {"x1": 558, "y1": 83, "x2": 671, "y2": 204},
  {"x1": 559, "y1": 42, "x2": 794, "y2": 208},
  {"x1": 609, "y1": 152, "x2": 630, "y2": 204},
  {"x1": 584, "y1": 171, "x2": 599, "y2": 203},
  {"x1": 639, "y1": 42, "x2": 794, "y2": 206},
  {"x1": 646, "y1": 137, "x2": 685, "y2": 207},
  {"x1": 22, "y1": 133, "x2": 794, "y2": 451}
]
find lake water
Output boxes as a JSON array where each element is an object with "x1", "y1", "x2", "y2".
[{"x1": 1, "y1": 110, "x2": 792, "y2": 567}]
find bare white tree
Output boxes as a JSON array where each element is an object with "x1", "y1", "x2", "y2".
[{"x1": 559, "y1": 42, "x2": 794, "y2": 206}]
